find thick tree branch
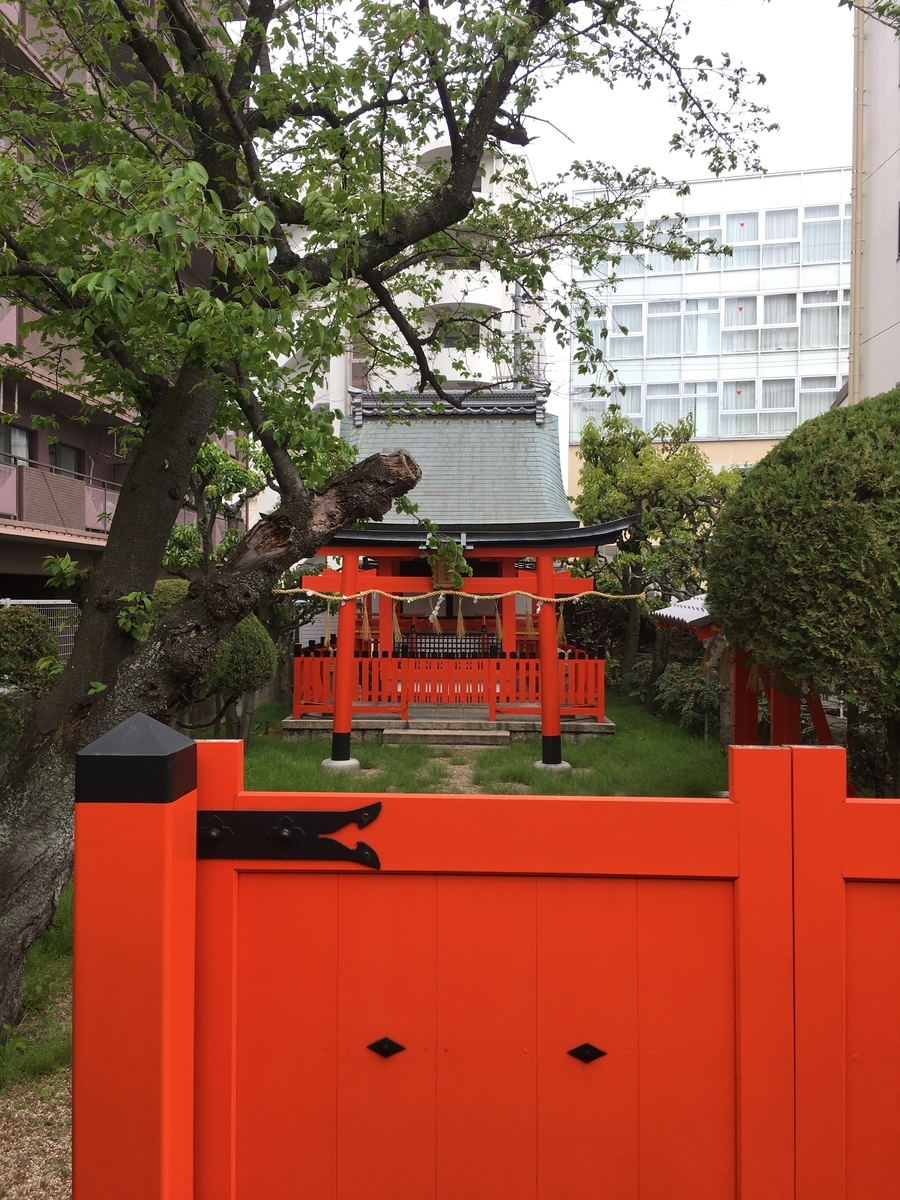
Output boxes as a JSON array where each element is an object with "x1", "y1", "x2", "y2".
[
  {"x1": 231, "y1": 363, "x2": 307, "y2": 501},
  {"x1": 360, "y1": 269, "x2": 461, "y2": 406},
  {"x1": 247, "y1": 93, "x2": 410, "y2": 136}
]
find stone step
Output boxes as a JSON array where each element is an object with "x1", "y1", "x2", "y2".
[
  {"x1": 404, "y1": 718, "x2": 497, "y2": 731},
  {"x1": 383, "y1": 728, "x2": 510, "y2": 747}
]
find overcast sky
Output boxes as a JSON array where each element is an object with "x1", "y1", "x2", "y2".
[{"x1": 523, "y1": 0, "x2": 855, "y2": 456}]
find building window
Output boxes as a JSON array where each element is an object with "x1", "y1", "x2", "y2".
[
  {"x1": 685, "y1": 214, "x2": 723, "y2": 271},
  {"x1": 683, "y1": 381, "x2": 719, "y2": 437},
  {"x1": 684, "y1": 298, "x2": 720, "y2": 353},
  {"x1": 646, "y1": 301, "x2": 681, "y2": 355},
  {"x1": 800, "y1": 291, "x2": 840, "y2": 347},
  {"x1": 607, "y1": 304, "x2": 644, "y2": 358},
  {"x1": 802, "y1": 206, "x2": 844, "y2": 264},
  {"x1": 645, "y1": 382, "x2": 680, "y2": 428},
  {"x1": 799, "y1": 376, "x2": 837, "y2": 421},
  {"x1": 0, "y1": 425, "x2": 30, "y2": 467},
  {"x1": 726, "y1": 212, "x2": 759, "y2": 242},
  {"x1": 49, "y1": 442, "x2": 83, "y2": 479},
  {"x1": 765, "y1": 209, "x2": 799, "y2": 240}
]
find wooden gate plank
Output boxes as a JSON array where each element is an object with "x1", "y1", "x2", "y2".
[
  {"x1": 792, "y1": 746, "x2": 848, "y2": 1200},
  {"x1": 235, "y1": 874, "x2": 340, "y2": 1200},
  {"x1": 336, "y1": 875, "x2": 438, "y2": 1200},
  {"x1": 845, "y1": 883, "x2": 900, "y2": 1200},
  {"x1": 637, "y1": 878, "x2": 737, "y2": 1200},
  {"x1": 436, "y1": 876, "x2": 538, "y2": 1200},
  {"x1": 536, "y1": 877, "x2": 639, "y2": 1200}
]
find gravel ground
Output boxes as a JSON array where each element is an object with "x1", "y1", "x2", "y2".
[{"x1": 0, "y1": 1072, "x2": 71, "y2": 1200}]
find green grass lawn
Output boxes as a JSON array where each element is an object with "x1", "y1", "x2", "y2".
[
  {"x1": 0, "y1": 881, "x2": 72, "y2": 1091},
  {"x1": 243, "y1": 695, "x2": 728, "y2": 798},
  {"x1": 472, "y1": 695, "x2": 728, "y2": 796}
]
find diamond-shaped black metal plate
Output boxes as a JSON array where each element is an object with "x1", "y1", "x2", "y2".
[
  {"x1": 567, "y1": 1042, "x2": 607, "y2": 1064},
  {"x1": 367, "y1": 1037, "x2": 405, "y2": 1058}
]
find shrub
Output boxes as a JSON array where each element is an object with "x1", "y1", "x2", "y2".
[
  {"x1": 0, "y1": 606, "x2": 59, "y2": 754},
  {"x1": 151, "y1": 580, "x2": 277, "y2": 700}
]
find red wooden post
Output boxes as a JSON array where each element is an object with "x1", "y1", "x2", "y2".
[
  {"x1": 535, "y1": 552, "x2": 569, "y2": 770},
  {"x1": 325, "y1": 552, "x2": 360, "y2": 770},
  {"x1": 501, "y1": 559, "x2": 517, "y2": 656},
  {"x1": 769, "y1": 684, "x2": 802, "y2": 745},
  {"x1": 792, "y1": 745, "x2": 847, "y2": 1200},
  {"x1": 732, "y1": 648, "x2": 759, "y2": 744},
  {"x1": 377, "y1": 591, "x2": 393, "y2": 657},
  {"x1": 73, "y1": 714, "x2": 197, "y2": 1200},
  {"x1": 805, "y1": 687, "x2": 835, "y2": 745}
]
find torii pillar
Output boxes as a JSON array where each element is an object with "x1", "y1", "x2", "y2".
[
  {"x1": 534, "y1": 552, "x2": 570, "y2": 772},
  {"x1": 322, "y1": 553, "x2": 360, "y2": 773}
]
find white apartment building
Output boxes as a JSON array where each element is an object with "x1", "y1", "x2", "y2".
[
  {"x1": 568, "y1": 168, "x2": 852, "y2": 488},
  {"x1": 847, "y1": 12, "x2": 900, "y2": 405}
]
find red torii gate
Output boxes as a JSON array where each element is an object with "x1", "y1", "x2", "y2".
[{"x1": 293, "y1": 521, "x2": 629, "y2": 771}]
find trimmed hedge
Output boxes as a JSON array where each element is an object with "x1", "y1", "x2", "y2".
[{"x1": 707, "y1": 391, "x2": 900, "y2": 713}]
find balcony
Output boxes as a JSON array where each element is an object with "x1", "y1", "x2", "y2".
[
  {"x1": 0, "y1": 458, "x2": 120, "y2": 535},
  {"x1": 0, "y1": 459, "x2": 235, "y2": 546}
]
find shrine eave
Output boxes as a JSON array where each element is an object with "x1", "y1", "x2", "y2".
[{"x1": 322, "y1": 516, "x2": 634, "y2": 555}]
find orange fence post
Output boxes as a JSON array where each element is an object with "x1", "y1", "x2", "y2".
[
  {"x1": 731, "y1": 745, "x2": 796, "y2": 1199},
  {"x1": 73, "y1": 714, "x2": 197, "y2": 1200},
  {"x1": 792, "y1": 745, "x2": 848, "y2": 1200}
]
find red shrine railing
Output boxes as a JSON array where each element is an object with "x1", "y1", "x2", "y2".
[{"x1": 292, "y1": 648, "x2": 605, "y2": 722}]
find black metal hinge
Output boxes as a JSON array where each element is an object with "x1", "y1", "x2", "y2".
[{"x1": 197, "y1": 802, "x2": 382, "y2": 869}]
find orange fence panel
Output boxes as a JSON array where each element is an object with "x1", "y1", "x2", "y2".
[{"x1": 77, "y1": 719, "x2": 883, "y2": 1200}]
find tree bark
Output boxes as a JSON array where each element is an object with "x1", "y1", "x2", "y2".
[
  {"x1": 643, "y1": 625, "x2": 670, "y2": 714},
  {"x1": 0, "y1": 440, "x2": 421, "y2": 1029}
]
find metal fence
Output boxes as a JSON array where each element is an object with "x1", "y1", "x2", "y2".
[{"x1": 0, "y1": 599, "x2": 80, "y2": 659}]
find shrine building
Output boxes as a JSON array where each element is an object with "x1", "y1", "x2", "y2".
[{"x1": 282, "y1": 389, "x2": 631, "y2": 770}]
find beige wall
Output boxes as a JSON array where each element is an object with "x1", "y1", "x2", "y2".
[
  {"x1": 850, "y1": 12, "x2": 900, "y2": 404},
  {"x1": 566, "y1": 439, "x2": 778, "y2": 495}
]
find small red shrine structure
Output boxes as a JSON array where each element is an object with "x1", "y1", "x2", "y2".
[
  {"x1": 288, "y1": 390, "x2": 630, "y2": 768},
  {"x1": 654, "y1": 595, "x2": 837, "y2": 748}
]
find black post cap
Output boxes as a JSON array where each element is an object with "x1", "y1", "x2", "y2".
[{"x1": 75, "y1": 713, "x2": 197, "y2": 803}]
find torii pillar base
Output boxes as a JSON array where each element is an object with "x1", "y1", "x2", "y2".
[{"x1": 533, "y1": 757, "x2": 572, "y2": 773}]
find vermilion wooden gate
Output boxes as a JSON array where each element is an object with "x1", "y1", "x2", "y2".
[{"x1": 72, "y1": 721, "x2": 893, "y2": 1200}]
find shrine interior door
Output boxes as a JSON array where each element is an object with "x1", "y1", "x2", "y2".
[{"x1": 193, "y1": 747, "x2": 795, "y2": 1200}]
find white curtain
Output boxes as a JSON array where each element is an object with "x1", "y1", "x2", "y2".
[
  {"x1": 722, "y1": 381, "x2": 755, "y2": 410},
  {"x1": 693, "y1": 395, "x2": 719, "y2": 437},
  {"x1": 722, "y1": 329, "x2": 759, "y2": 352},
  {"x1": 725, "y1": 246, "x2": 760, "y2": 269},
  {"x1": 761, "y1": 379, "x2": 796, "y2": 408},
  {"x1": 720, "y1": 413, "x2": 758, "y2": 435},
  {"x1": 762, "y1": 243, "x2": 800, "y2": 266},
  {"x1": 646, "y1": 251, "x2": 681, "y2": 274},
  {"x1": 759, "y1": 411, "x2": 797, "y2": 435},
  {"x1": 726, "y1": 212, "x2": 759, "y2": 242},
  {"x1": 647, "y1": 316, "x2": 681, "y2": 356},
  {"x1": 724, "y1": 297, "x2": 757, "y2": 325},
  {"x1": 618, "y1": 255, "x2": 645, "y2": 275},
  {"x1": 804, "y1": 205, "x2": 840, "y2": 218},
  {"x1": 802, "y1": 220, "x2": 842, "y2": 263},
  {"x1": 646, "y1": 398, "x2": 679, "y2": 428},
  {"x1": 800, "y1": 305, "x2": 840, "y2": 347},
  {"x1": 611, "y1": 303, "x2": 642, "y2": 333},
  {"x1": 683, "y1": 313, "x2": 720, "y2": 354},
  {"x1": 842, "y1": 219, "x2": 851, "y2": 261},
  {"x1": 608, "y1": 336, "x2": 644, "y2": 359},
  {"x1": 841, "y1": 304, "x2": 850, "y2": 347},
  {"x1": 761, "y1": 327, "x2": 799, "y2": 351},
  {"x1": 620, "y1": 385, "x2": 642, "y2": 415},
  {"x1": 571, "y1": 401, "x2": 607, "y2": 435},
  {"x1": 765, "y1": 209, "x2": 798, "y2": 239},
  {"x1": 763, "y1": 294, "x2": 796, "y2": 324},
  {"x1": 799, "y1": 393, "x2": 833, "y2": 422}
]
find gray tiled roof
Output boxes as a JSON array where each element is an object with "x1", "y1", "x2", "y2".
[{"x1": 341, "y1": 403, "x2": 577, "y2": 531}]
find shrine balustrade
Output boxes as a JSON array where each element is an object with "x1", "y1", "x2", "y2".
[{"x1": 292, "y1": 642, "x2": 605, "y2": 723}]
